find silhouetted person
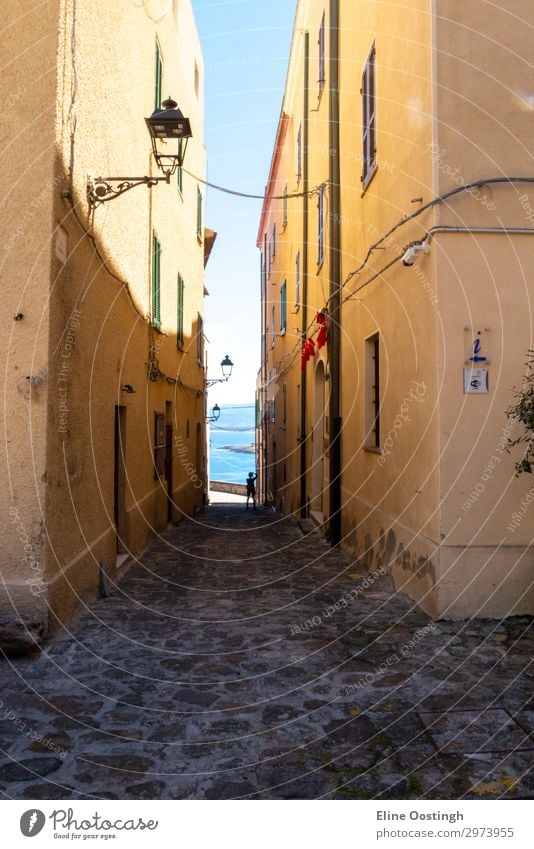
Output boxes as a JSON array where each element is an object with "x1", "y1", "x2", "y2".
[{"x1": 246, "y1": 472, "x2": 257, "y2": 509}]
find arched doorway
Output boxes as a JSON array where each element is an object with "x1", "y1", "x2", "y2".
[{"x1": 311, "y1": 360, "x2": 326, "y2": 515}]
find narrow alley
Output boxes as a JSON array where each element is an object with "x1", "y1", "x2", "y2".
[{"x1": 0, "y1": 502, "x2": 532, "y2": 800}]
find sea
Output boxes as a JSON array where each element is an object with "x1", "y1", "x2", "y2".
[{"x1": 209, "y1": 403, "x2": 256, "y2": 484}]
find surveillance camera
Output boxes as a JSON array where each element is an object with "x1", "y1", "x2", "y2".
[
  {"x1": 402, "y1": 246, "x2": 418, "y2": 266},
  {"x1": 402, "y1": 240, "x2": 430, "y2": 266}
]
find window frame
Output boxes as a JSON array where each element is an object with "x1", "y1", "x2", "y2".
[
  {"x1": 317, "y1": 185, "x2": 325, "y2": 268},
  {"x1": 295, "y1": 250, "x2": 301, "y2": 312},
  {"x1": 297, "y1": 124, "x2": 302, "y2": 183},
  {"x1": 280, "y1": 280, "x2": 287, "y2": 336},
  {"x1": 155, "y1": 38, "x2": 163, "y2": 110},
  {"x1": 154, "y1": 412, "x2": 166, "y2": 479},
  {"x1": 362, "y1": 42, "x2": 377, "y2": 191},
  {"x1": 151, "y1": 230, "x2": 162, "y2": 330},
  {"x1": 177, "y1": 273, "x2": 185, "y2": 349},
  {"x1": 364, "y1": 332, "x2": 381, "y2": 451},
  {"x1": 196, "y1": 186, "x2": 203, "y2": 242},
  {"x1": 271, "y1": 305, "x2": 275, "y2": 349},
  {"x1": 318, "y1": 12, "x2": 326, "y2": 96},
  {"x1": 197, "y1": 312, "x2": 204, "y2": 366}
]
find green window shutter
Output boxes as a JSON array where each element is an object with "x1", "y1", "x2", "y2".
[
  {"x1": 197, "y1": 187, "x2": 203, "y2": 240},
  {"x1": 152, "y1": 232, "x2": 161, "y2": 329},
  {"x1": 280, "y1": 281, "x2": 287, "y2": 334},
  {"x1": 177, "y1": 273, "x2": 184, "y2": 348},
  {"x1": 155, "y1": 40, "x2": 163, "y2": 110}
]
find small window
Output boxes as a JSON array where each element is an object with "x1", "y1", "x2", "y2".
[
  {"x1": 194, "y1": 62, "x2": 200, "y2": 97},
  {"x1": 317, "y1": 185, "x2": 325, "y2": 267},
  {"x1": 283, "y1": 184, "x2": 288, "y2": 228},
  {"x1": 280, "y1": 281, "x2": 287, "y2": 335},
  {"x1": 177, "y1": 273, "x2": 184, "y2": 349},
  {"x1": 271, "y1": 305, "x2": 275, "y2": 348},
  {"x1": 271, "y1": 399, "x2": 276, "y2": 423},
  {"x1": 196, "y1": 186, "x2": 203, "y2": 241},
  {"x1": 151, "y1": 231, "x2": 161, "y2": 329},
  {"x1": 197, "y1": 312, "x2": 204, "y2": 365},
  {"x1": 295, "y1": 250, "x2": 301, "y2": 311},
  {"x1": 362, "y1": 43, "x2": 377, "y2": 190},
  {"x1": 155, "y1": 39, "x2": 163, "y2": 110},
  {"x1": 318, "y1": 12, "x2": 326, "y2": 95},
  {"x1": 272, "y1": 223, "x2": 276, "y2": 260},
  {"x1": 297, "y1": 124, "x2": 302, "y2": 182},
  {"x1": 154, "y1": 412, "x2": 166, "y2": 479},
  {"x1": 365, "y1": 333, "x2": 380, "y2": 450}
]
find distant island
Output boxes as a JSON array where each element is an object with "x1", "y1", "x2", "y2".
[{"x1": 221, "y1": 444, "x2": 255, "y2": 455}]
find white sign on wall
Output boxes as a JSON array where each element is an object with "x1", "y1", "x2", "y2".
[{"x1": 464, "y1": 367, "x2": 489, "y2": 394}]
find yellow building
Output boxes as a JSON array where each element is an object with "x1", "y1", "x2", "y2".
[
  {"x1": 258, "y1": 0, "x2": 534, "y2": 619},
  {"x1": 0, "y1": 0, "x2": 212, "y2": 650}
]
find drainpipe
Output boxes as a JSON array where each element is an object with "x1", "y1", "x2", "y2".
[
  {"x1": 300, "y1": 31, "x2": 310, "y2": 518},
  {"x1": 328, "y1": 0, "x2": 342, "y2": 544}
]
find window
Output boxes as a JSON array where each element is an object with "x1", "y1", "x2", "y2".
[
  {"x1": 197, "y1": 186, "x2": 203, "y2": 241},
  {"x1": 317, "y1": 185, "x2": 325, "y2": 267},
  {"x1": 177, "y1": 140, "x2": 183, "y2": 195},
  {"x1": 365, "y1": 333, "x2": 380, "y2": 450},
  {"x1": 271, "y1": 399, "x2": 276, "y2": 423},
  {"x1": 297, "y1": 124, "x2": 302, "y2": 182},
  {"x1": 283, "y1": 383, "x2": 287, "y2": 426},
  {"x1": 295, "y1": 250, "x2": 301, "y2": 311},
  {"x1": 280, "y1": 281, "x2": 287, "y2": 335},
  {"x1": 155, "y1": 39, "x2": 163, "y2": 110},
  {"x1": 318, "y1": 12, "x2": 326, "y2": 95},
  {"x1": 154, "y1": 412, "x2": 166, "y2": 479},
  {"x1": 194, "y1": 61, "x2": 200, "y2": 97},
  {"x1": 283, "y1": 184, "x2": 288, "y2": 228},
  {"x1": 197, "y1": 313, "x2": 204, "y2": 365},
  {"x1": 362, "y1": 43, "x2": 377, "y2": 189},
  {"x1": 272, "y1": 223, "x2": 276, "y2": 260},
  {"x1": 151, "y1": 231, "x2": 161, "y2": 329},
  {"x1": 177, "y1": 273, "x2": 184, "y2": 349},
  {"x1": 271, "y1": 305, "x2": 275, "y2": 348},
  {"x1": 268, "y1": 238, "x2": 272, "y2": 277}
]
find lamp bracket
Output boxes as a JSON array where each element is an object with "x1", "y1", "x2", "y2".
[
  {"x1": 87, "y1": 175, "x2": 171, "y2": 207},
  {"x1": 205, "y1": 377, "x2": 229, "y2": 388}
]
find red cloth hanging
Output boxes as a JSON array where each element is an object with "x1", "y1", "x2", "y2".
[
  {"x1": 317, "y1": 324, "x2": 328, "y2": 349},
  {"x1": 301, "y1": 337, "x2": 317, "y2": 371}
]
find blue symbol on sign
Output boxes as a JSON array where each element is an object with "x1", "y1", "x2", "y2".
[{"x1": 470, "y1": 335, "x2": 487, "y2": 363}]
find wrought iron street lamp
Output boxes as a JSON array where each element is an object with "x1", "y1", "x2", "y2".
[
  {"x1": 205, "y1": 355, "x2": 234, "y2": 388},
  {"x1": 87, "y1": 97, "x2": 193, "y2": 206},
  {"x1": 206, "y1": 404, "x2": 221, "y2": 423}
]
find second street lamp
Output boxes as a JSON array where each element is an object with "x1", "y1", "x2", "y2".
[
  {"x1": 206, "y1": 404, "x2": 221, "y2": 423},
  {"x1": 205, "y1": 355, "x2": 234, "y2": 388}
]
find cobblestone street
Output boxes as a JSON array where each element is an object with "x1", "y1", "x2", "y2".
[{"x1": 0, "y1": 502, "x2": 532, "y2": 800}]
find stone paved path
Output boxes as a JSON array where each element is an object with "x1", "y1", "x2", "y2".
[{"x1": 0, "y1": 504, "x2": 532, "y2": 799}]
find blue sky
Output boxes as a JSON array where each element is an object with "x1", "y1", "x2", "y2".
[{"x1": 191, "y1": 0, "x2": 296, "y2": 405}]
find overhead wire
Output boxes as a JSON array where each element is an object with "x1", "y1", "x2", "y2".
[{"x1": 259, "y1": 176, "x2": 534, "y2": 390}]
